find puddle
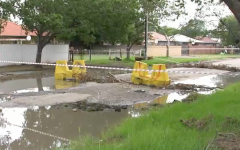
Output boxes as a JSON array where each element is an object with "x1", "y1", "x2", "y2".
[
  {"x1": 133, "y1": 90, "x2": 216, "y2": 109},
  {"x1": 174, "y1": 75, "x2": 220, "y2": 87},
  {"x1": 174, "y1": 74, "x2": 240, "y2": 88},
  {"x1": 0, "y1": 106, "x2": 140, "y2": 150},
  {"x1": 0, "y1": 77, "x2": 79, "y2": 94}
]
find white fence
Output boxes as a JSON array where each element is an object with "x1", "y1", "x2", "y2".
[{"x1": 0, "y1": 44, "x2": 69, "y2": 66}]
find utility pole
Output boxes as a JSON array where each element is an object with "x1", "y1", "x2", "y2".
[{"x1": 144, "y1": 13, "x2": 148, "y2": 60}]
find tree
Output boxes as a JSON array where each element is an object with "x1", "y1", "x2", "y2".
[
  {"x1": 57, "y1": 0, "x2": 100, "y2": 47},
  {"x1": 0, "y1": 1, "x2": 13, "y2": 34},
  {"x1": 117, "y1": 0, "x2": 185, "y2": 59},
  {"x1": 179, "y1": 19, "x2": 208, "y2": 38},
  {"x1": 156, "y1": 26, "x2": 180, "y2": 36},
  {"x1": 213, "y1": 15, "x2": 240, "y2": 46},
  {"x1": 191, "y1": 0, "x2": 240, "y2": 26},
  {"x1": 7, "y1": 0, "x2": 67, "y2": 67}
]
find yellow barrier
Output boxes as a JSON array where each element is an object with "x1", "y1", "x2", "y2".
[
  {"x1": 55, "y1": 60, "x2": 87, "y2": 80},
  {"x1": 131, "y1": 61, "x2": 171, "y2": 86},
  {"x1": 72, "y1": 60, "x2": 86, "y2": 79},
  {"x1": 55, "y1": 60, "x2": 73, "y2": 80}
]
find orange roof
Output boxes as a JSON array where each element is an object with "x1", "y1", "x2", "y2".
[
  {"x1": 0, "y1": 21, "x2": 36, "y2": 36},
  {"x1": 149, "y1": 32, "x2": 167, "y2": 41}
]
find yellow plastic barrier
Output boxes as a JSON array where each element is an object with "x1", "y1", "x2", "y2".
[
  {"x1": 72, "y1": 60, "x2": 86, "y2": 79},
  {"x1": 131, "y1": 61, "x2": 171, "y2": 86},
  {"x1": 55, "y1": 60, "x2": 72, "y2": 80}
]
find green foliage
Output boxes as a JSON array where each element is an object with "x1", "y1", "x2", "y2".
[
  {"x1": 179, "y1": 19, "x2": 208, "y2": 38},
  {"x1": 0, "y1": 1, "x2": 13, "y2": 33},
  {"x1": 156, "y1": 26, "x2": 180, "y2": 36},
  {"x1": 191, "y1": 0, "x2": 240, "y2": 26},
  {"x1": 64, "y1": 81, "x2": 240, "y2": 150},
  {"x1": 213, "y1": 15, "x2": 240, "y2": 46}
]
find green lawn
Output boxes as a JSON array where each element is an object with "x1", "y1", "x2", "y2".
[
  {"x1": 73, "y1": 54, "x2": 240, "y2": 67},
  {"x1": 63, "y1": 82, "x2": 240, "y2": 150}
]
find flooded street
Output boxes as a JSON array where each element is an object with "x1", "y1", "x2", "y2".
[{"x1": 0, "y1": 67, "x2": 240, "y2": 149}]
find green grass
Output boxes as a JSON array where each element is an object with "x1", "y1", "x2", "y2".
[
  {"x1": 64, "y1": 82, "x2": 240, "y2": 150},
  {"x1": 73, "y1": 54, "x2": 240, "y2": 67}
]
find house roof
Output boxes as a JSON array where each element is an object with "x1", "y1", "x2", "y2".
[
  {"x1": 170, "y1": 34, "x2": 203, "y2": 43},
  {"x1": 148, "y1": 32, "x2": 167, "y2": 41},
  {"x1": 0, "y1": 21, "x2": 36, "y2": 37},
  {"x1": 200, "y1": 37, "x2": 218, "y2": 43}
]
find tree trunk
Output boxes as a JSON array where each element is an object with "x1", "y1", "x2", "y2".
[
  {"x1": 166, "y1": 45, "x2": 169, "y2": 57},
  {"x1": 223, "y1": 0, "x2": 240, "y2": 25},
  {"x1": 35, "y1": 43, "x2": 43, "y2": 68},
  {"x1": 126, "y1": 47, "x2": 130, "y2": 60}
]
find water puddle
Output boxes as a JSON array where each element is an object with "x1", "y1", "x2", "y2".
[
  {"x1": 0, "y1": 77, "x2": 79, "y2": 94},
  {"x1": 174, "y1": 74, "x2": 240, "y2": 88},
  {"x1": 0, "y1": 106, "x2": 140, "y2": 150}
]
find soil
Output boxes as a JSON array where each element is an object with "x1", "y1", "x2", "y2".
[
  {"x1": 215, "y1": 136, "x2": 240, "y2": 150},
  {"x1": 180, "y1": 114, "x2": 213, "y2": 130},
  {"x1": 64, "y1": 100, "x2": 128, "y2": 112},
  {"x1": 0, "y1": 82, "x2": 178, "y2": 107},
  {"x1": 167, "y1": 62, "x2": 240, "y2": 72}
]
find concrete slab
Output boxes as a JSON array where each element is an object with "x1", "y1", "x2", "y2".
[
  {"x1": 0, "y1": 93, "x2": 91, "y2": 107},
  {"x1": 213, "y1": 58, "x2": 240, "y2": 68}
]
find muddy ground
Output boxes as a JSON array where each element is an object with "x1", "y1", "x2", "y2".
[{"x1": 0, "y1": 60, "x2": 238, "y2": 109}]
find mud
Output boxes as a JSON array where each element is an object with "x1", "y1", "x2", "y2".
[
  {"x1": 180, "y1": 92, "x2": 204, "y2": 103},
  {"x1": 215, "y1": 136, "x2": 240, "y2": 150},
  {"x1": 0, "y1": 82, "x2": 177, "y2": 107},
  {"x1": 180, "y1": 114, "x2": 213, "y2": 130},
  {"x1": 65, "y1": 100, "x2": 128, "y2": 112},
  {"x1": 0, "y1": 60, "x2": 239, "y2": 82},
  {"x1": 166, "y1": 84, "x2": 219, "y2": 91}
]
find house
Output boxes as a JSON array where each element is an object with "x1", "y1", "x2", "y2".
[
  {"x1": 148, "y1": 32, "x2": 168, "y2": 45},
  {"x1": 169, "y1": 34, "x2": 203, "y2": 46},
  {"x1": 195, "y1": 36, "x2": 221, "y2": 47},
  {"x1": 147, "y1": 33, "x2": 204, "y2": 46},
  {"x1": 0, "y1": 21, "x2": 36, "y2": 44},
  {"x1": 0, "y1": 21, "x2": 64, "y2": 44}
]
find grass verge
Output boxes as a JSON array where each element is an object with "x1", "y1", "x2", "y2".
[
  {"x1": 74, "y1": 54, "x2": 240, "y2": 67},
  {"x1": 64, "y1": 82, "x2": 240, "y2": 150}
]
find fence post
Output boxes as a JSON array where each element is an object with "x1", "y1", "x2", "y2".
[{"x1": 120, "y1": 49, "x2": 122, "y2": 58}]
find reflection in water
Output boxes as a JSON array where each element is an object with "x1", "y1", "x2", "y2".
[
  {"x1": 54, "y1": 80, "x2": 79, "y2": 90},
  {"x1": 0, "y1": 76, "x2": 80, "y2": 94},
  {"x1": 0, "y1": 106, "x2": 139, "y2": 150},
  {"x1": 133, "y1": 93, "x2": 189, "y2": 109},
  {"x1": 174, "y1": 74, "x2": 240, "y2": 88},
  {"x1": 36, "y1": 77, "x2": 44, "y2": 91}
]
